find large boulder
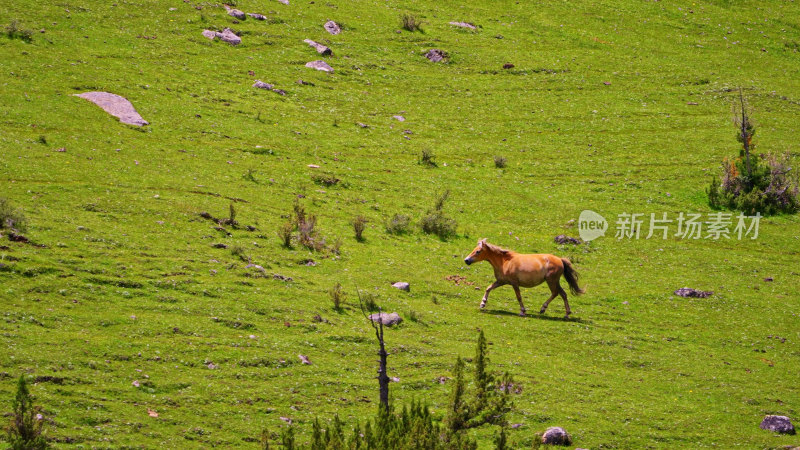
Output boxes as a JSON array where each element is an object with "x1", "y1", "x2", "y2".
[
  {"x1": 217, "y1": 28, "x2": 241, "y2": 45},
  {"x1": 74, "y1": 92, "x2": 149, "y2": 126},
  {"x1": 541, "y1": 427, "x2": 572, "y2": 446},
  {"x1": 324, "y1": 20, "x2": 341, "y2": 35},
  {"x1": 305, "y1": 60, "x2": 334, "y2": 72},
  {"x1": 304, "y1": 39, "x2": 332, "y2": 56},
  {"x1": 760, "y1": 415, "x2": 795, "y2": 434},
  {"x1": 228, "y1": 9, "x2": 246, "y2": 20},
  {"x1": 369, "y1": 312, "x2": 403, "y2": 326},
  {"x1": 391, "y1": 281, "x2": 410, "y2": 291}
]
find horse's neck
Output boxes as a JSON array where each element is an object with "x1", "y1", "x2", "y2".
[{"x1": 486, "y1": 251, "x2": 508, "y2": 273}]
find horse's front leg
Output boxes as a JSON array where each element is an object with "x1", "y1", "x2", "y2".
[
  {"x1": 512, "y1": 285, "x2": 526, "y2": 317},
  {"x1": 480, "y1": 281, "x2": 502, "y2": 309}
]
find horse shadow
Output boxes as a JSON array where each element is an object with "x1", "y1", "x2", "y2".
[{"x1": 482, "y1": 309, "x2": 591, "y2": 324}]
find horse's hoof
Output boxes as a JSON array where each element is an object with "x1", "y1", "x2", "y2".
[
  {"x1": 479, "y1": 303, "x2": 486, "y2": 309},
  {"x1": 519, "y1": 311, "x2": 526, "y2": 317},
  {"x1": 539, "y1": 309, "x2": 546, "y2": 314}
]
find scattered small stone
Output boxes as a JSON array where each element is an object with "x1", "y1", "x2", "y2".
[
  {"x1": 541, "y1": 427, "x2": 572, "y2": 446},
  {"x1": 356, "y1": 122, "x2": 369, "y2": 128},
  {"x1": 449, "y1": 21, "x2": 476, "y2": 30},
  {"x1": 687, "y1": 101, "x2": 699, "y2": 105},
  {"x1": 390, "y1": 377, "x2": 400, "y2": 382},
  {"x1": 273, "y1": 274, "x2": 293, "y2": 281},
  {"x1": 74, "y1": 92, "x2": 149, "y2": 126},
  {"x1": 369, "y1": 312, "x2": 403, "y2": 326},
  {"x1": 245, "y1": 264, "x2": 266, "y2": 272},
  {"x1": 247, "y1": 13, "x2": 267, "y2": 20},
  {"x1": 201, "y1": 29, "x2": 216, "y2": 40},
  {"x1": 55, "y1": 147, "x2": 66, "y2": 152},
  {"x1": 674, "y1": 287, "x2": 713, "y2": 298},
  {"x1": 147, "y1": 409, "x2": 158, "y2": 418},
  {"x1": 277, "y1": 0, "x2": 289, "y2": 4},
  {"x1": 296, "y1": 79, "x2": 315, "y2": 86},
  {"x1": 207, "y1": 362, "x2": 218, "y2": 369},
  {"x1": 425, "y1": 49, "x2": 448, "y2": 62},
  {"x1": 304, "y1": 39, "x2": 332, "y2": 56},
  {"x1": 503, "y1": 63, "x2": 515, "y2": 69},
  {"x1": 603, "y1": 81, "x2": 611, "y2": 85},
  {"x1": 272, "y1": 88, "x2": 287, "y2": 96},
  {"x1": 298, "y1": 354, "x2": 312, "y2": 365},
  {"x1": 280, "y1": 416, "x2": 292, "y2": 425},
  {"x1": 764, "y1": 277, "x2": 774, "y2": 282},
  {"x1": 511, "y1": 423, "x2": 522, "y2": 429},
  {"x1": 253, "y1": 80, "x2": 274, "y2": 90},
  {"x1": 308, "y1": 164, "x2": 320, "y2": 168},
  {"x1": 228, "y1": 9, "x2": 246, "y2": 20},
  {"x1": 305, "y1": 60, "x2": 334, "y2": 72},
  {"x1": 217, "y1": 28, "x2": 241, "y2": 45},
  {"x1": 392, "y1": 115, "x2": 405, "y2": 122},
  {"x1": 324, "y1": 20, "x2": 341, "y2": 35},
  {"x1": 554, "y1": 234, "x2": 582, "y2": 245},
  {"x1": 212, "y1": 243, "x2": 228, "y2": 249},
  {"x1": 132, "y1": 380, "x2": 140, "y2": 387},
  {"x1": 392, "y1": 281, "x2": 410, "y2": 291},
  {"x1": 760, "y1": 415, "x2": 795, "y2": 434}
]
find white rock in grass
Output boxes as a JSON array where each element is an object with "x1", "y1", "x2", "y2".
[
  {"x1": 74, "y1": 92, "x2": 149, "y2": 126},
  {"x1": 324, "y1": 20, "x2": 341, "y2": 35},
  {"x1": 305, "y1": 60, "x2": 334, "y2": 72},
  {"x1": 391, "y1": 282, "x2": 410, "y2": 291},
  {"x1": 228, "y1": 9, "x2": 246, "y2": 20},
  {"x1": 217, "y1": 28, "x2": 241, "y2": 45}
]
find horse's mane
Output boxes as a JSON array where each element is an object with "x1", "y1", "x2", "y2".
[{"x1": 483, "y1": 241, "x2": 510, "y2": 256}]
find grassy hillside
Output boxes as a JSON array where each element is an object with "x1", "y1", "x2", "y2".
[{"x1": 1, "y1": 0, "x2": 799, "y2": 447}]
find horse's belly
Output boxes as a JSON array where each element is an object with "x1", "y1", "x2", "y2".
[{"x1": 516, "y1": 272, "x2": 546, "y2": 288}]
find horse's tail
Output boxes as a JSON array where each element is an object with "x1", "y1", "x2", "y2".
[{"x1": 561, "y1": 258, "x2": 585, "y2": 295}]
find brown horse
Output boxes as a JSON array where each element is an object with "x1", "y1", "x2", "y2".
[{"x1": 463, "y1": 239, "x2": 585, "y2": 318}]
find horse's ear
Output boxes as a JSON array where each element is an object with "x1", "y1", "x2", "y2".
[{"x1": 479, "y1": 238, "x2": 487, "y2": 246}]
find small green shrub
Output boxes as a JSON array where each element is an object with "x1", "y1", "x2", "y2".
[
  {"x1": 5, "y1": 20, "x2": 33, "y2": 43},
  {"x1": 278, "y1": 221, "x2": 293, "y2": 248},
  {"x1": 419, "y1": 149, "x2": 437, "y2": 167},
  {"x1": 352, "y1": 215, "x2": 367, "y2": 241},
  {"x1": 385, "y1": 214, "x2": 411, "y2": 234},
  {"x1": 230, "y1": 245, "x2": 248, "y2": 262},
  {"x1": 359, "y1": 291, "x2": 380, "y2": 312},
  {"x1": 0, "y1": 198, "x2": 27, "y2": 232},
  {"x1": 494, "y1": 156, "x2": 507, "y2": 168},
  {"x1": 4, "y1": 376, "x2": 48, "y2": 449},
  {"x1": 421, "y1": 191, "x2": 457, "y2": 240},
  {"x1": 400, "y1": 14, "x2": 424, "y2": 32},
  {"x1": 329, "y1": 283, "x2": 344, "y2": 311}
]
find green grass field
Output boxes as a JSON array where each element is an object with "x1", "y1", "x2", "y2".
[{"x1": 1, "y1": 0, "x2": 799, "y2": 447}]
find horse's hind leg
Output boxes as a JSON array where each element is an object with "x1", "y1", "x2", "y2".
[
  {"x1": 559, "y1": 285, "x2": 572, "y2": 318},
  {"x1": 480, "y1": 281, "x2": 502, "y2": 309},
  {"x1": 512, "y1": 285, "x2": 526, "y2": 317},
  {"x1": 540, "y1": 279, "x2": 560, "y2": 314}
]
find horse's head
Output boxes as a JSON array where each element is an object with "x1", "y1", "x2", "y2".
[{"x1": 464, "y1": 238, "x2": 489, "y2": 265}]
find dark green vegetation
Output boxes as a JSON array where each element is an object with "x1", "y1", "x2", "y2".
[
  {"x1": 707, "y1": 91, "x2": 799, "y2": 214},
  {"x1": 5, "y1": 376, "x2": 48, "y2": 449},
  {"x1": 1, "y1": 0, "x2": 799, "y2": 447}
]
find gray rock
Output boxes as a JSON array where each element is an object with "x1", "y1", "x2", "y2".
[
  {"x1": 253, "y1": 80, "x2": 274, "y2": 90},
  {"x1": 277, "y1": 0, "x2": 289, "y2": 4},
  {"x1": 369, "y1": 312, "x2": 403, "y2": 326},
  {"x1": 449, "y1": 21, "x2": 476, "y2": 30},
  {"x1": 541, "y1": 427, "x2": 572, "y2": 446},
  {"x1": 392, "y1": 281, "x2": 410, "y2": 291},
  {"x1": 217, "y1": 28, "x2": 241, "y2": 45},
  {"x1": 228, "y1": 9, "x2": 246, "y2": 20},
  {"x1": 305, "y1": 60, "x2": 334, "y2": 72},
  {"x1": 760, "y1": 415, "x2": 795, "y2": 434},
  {"x1": 248, "y1": 13, "x2": 267, "y2": 20},
  {"x1": 201, "y1": 29, "x2": 217, "y2": 40},
  {"x1": 324, "y1": 20, "x2": 341, "y2": 35},
  {"x1": 425, "y1": 49, "x2": 447, "y2": 62},
  {"x1": 304, "y1": 39, "x2": 332, "y2": 56},
  {"x1": 74, "y1": 92, "x2": 149, "y2": 126},
  {"x1": 674, "y1": 287, "x2": 713, "y2": 298},
  {"x1": 392, "y1": 115, "x2": 405, "y2": 122}
]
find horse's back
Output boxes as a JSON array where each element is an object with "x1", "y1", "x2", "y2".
[{"x1": 506, "y1": 253, "x2": 563, "y2": 287}]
